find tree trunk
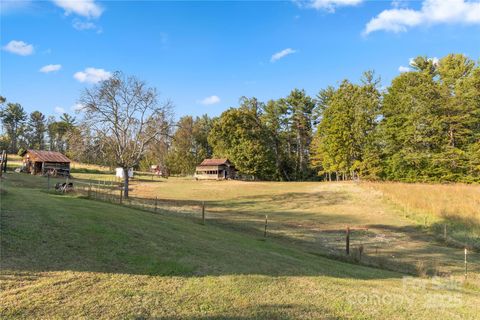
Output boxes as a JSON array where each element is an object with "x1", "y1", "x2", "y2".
[{"x1": 123, "y1": 167, "x2": 129, "y2": 198}]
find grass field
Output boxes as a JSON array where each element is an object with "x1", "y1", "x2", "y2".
[
  {"x1": 111, "y1": 177, "x2": 478, "y2": 279},
  {"x1": 1, "y1": 172, "x2": 480, "y2": 319},
  {"x1": 2, "y1": 156, "x2": 480, "y2": 318},
  {"x1": 364, "y1": 182, "x2": 480, "y2": 248}
]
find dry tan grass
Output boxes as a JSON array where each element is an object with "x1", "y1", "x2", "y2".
[
  {"x1": 70, "y1": 161, "x2": 111, "y2": 172},
  {"x1": 362, "y1": 182, "x2": 480, "y2": 225}
]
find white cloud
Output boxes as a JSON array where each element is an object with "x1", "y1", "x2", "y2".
[
  {"x1": 55, "y1": 107, "x2": 65, "y2": 114},
  {"x1": 74, "y1": 67, "x2": 111, "y2": 84},
  {"x1": 298, "y1": 0, "x2": 363, "y2": 12},
  {"x1": 409, "y1": 56, "x2": 439, "y2": 67},
  {"x1": 271, "y1": 48, "x2": 297, "y2": 62},
  {"x1": 430, "y1": 57, "x2": 439, "y2": 65},
  {"x1": 199, "y1": 95, "x2": 221, "y2": 105},
  {"x1": 364, "y1": 0, "x2": 480, "y2": 34},
  {"x1": 39, "y1": 64, "x2": 62, "y2": 73},
  {"x1": 398, "y1": 66, "x2": 411, "y2": 73},
  {"x1": 52, "y1": 0, "x2": 103, "y2": 18},
  {"x1": 2, "y1": 40, "x2": 34, "y2": 56}
]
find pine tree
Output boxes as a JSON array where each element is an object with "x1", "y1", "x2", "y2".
[{"x1": 27, "y1": 111, "x2": 47, "y2": 149}]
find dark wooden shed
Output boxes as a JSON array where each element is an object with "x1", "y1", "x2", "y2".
[{"x1": 21, "y1": 150, "x2": 71, "y2": 176}]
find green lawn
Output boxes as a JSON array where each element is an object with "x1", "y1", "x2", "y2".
[{"x1": 1, "y1": 173, "x2": 479, "y2": 319}]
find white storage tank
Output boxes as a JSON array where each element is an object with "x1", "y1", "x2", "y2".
[{"x1": 115, "y1": 167, "x2": 134, "y2": 179}]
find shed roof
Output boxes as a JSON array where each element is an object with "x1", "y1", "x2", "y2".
[
  {"x1": 198, "y1": 158, "x2": 231, "y2": 166},
  {"x1": 22, "y1": 150, "x2": 71, "y2": 163}
]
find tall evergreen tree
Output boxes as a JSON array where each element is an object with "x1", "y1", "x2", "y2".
[
  {"x1": 380, "y1": 63, "x2": 444, "y2": 181},
  {"x1": 311, "y1": 72, "x2": 381, "y2": 180},
  {"x1": 281, "y1": 89, "x2": 316, "y2": 180},
  {"x1": 0, "y1": 102, "x2": 27, "y2": 153},
  {"x1": 261, "y1": 99, "x2": 290, "y2": 180},
  {"x1": 27, "y1": 111, "x2": 47, "y2": 149}
]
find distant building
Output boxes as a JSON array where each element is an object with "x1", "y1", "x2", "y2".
[
  {"x1": 21, "y1": 149, "x2": 71, "y2": 176},
  {"x1": 150, "y1": 164, "x2": 169, "y2": 178},
  {"x1": 194, "y1": 158, "x2": 236, "y2": 180}
]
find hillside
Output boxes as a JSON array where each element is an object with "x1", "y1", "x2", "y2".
[{"x1": 1, "y1": 173, "x2": 479, "y2": 319}]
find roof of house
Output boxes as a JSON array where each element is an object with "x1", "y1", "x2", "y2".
[
  {"x1": 22, "y1": 150, "x2": 71, "y2": 163},
  {"x1": 198, "y1": 158, "x2": 231, "y2": 166}
]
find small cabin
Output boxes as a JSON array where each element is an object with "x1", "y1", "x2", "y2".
[
  {"x1": 21, "y1": 150, "x2": 71, "y2": 176},
  {"x1": 194, "y1": 158, "x2": 236, "y2": 180}
]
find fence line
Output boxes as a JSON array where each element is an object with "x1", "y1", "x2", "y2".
[{"x1": 62, "y1": 181, "x2": 477, "y2": 279}]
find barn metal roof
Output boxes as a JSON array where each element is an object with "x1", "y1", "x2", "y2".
[
  {"x1": 198, "y1": 158, "x2": 231, "y2": 166},
  {"x1": 23, "y1": 150, "x2": 71, "y2": 163}
]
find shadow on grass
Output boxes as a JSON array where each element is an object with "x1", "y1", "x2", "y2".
[
  {"x1": 4, "y1": 172, "x2": 476, "y2": 280},
  {"x1": 134, "y1": 304, "x2": 330, "y2": 320},
  {"x1": 70, "y1": 168, "x2": 112, "y2": 174},
  {"x1": 0, "y1": 181, "x2": 404, "y2": 281}
]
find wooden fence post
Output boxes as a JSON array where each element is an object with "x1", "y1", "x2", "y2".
[
  {"x1": 88, "y1": 183, "x2": 92, "y2": 198},
  {"x1": 346, "y1": 227, "x2": 350, "y2": 255},
  {"x1": 264, "y1": 215, "x2": 268, "y2": 238},
  {"x1": 201, "y1": 201, "x2": 205, "y2": 225},
  {"x1": 47, "y1": 174, "x2": 50, "y2": 191},
  {"x1": 119, "y1": 188, "x2": 123, "y2": 204},
  {"x1": 465, "y1": 248, "x2": 468, "y2": 280},
  {"x1": 444, "y1": 224, "x2": 447, "y2": 241},
  {"x1": 154, "y1": 197, "x2": 158, "y2": 213}
]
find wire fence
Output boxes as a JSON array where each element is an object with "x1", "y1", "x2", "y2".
[{"x1": 51, "y1": 179, "x2": 479, "y2": 281}]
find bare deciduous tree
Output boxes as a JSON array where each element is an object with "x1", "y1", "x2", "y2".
[{"x1": 80, "y1": 71, "x2": 173, "y2": 198}]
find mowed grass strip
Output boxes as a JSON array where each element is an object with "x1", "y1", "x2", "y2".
[{"x1": 1, "y1": 174, "x2": 479, "y2": 319}]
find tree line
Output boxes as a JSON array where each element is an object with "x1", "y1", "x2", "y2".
[
  {"x1": 0, "y1": 97, "x2": 76, "y2": 155},
  {"x1": 1, "y1": 53, "x2": 479, "y2": 183}
]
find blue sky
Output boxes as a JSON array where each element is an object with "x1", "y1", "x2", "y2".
[{"x1": 1, "y1": 0, "x2": 480, "y2": 119}]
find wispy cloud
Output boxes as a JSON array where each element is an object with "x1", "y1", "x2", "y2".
[
  {"x1": 55, "y1": 106, "x2": 65, "y2": 114},
  {"x1": 398, "y1": 66, "x2": 410, "y2": 73},
  {"x1": 198, "y1": 95, "x2": 221, "y2": 105},
  {"x1": 71, "y1": 103, "x2": 86, "y2": 112},
  {"x1": 271, "y1": 48, "x2": 297, "y2": 62},
  {"x1": 2, "y1": 40, "x2": 34, "y2": 56},
  {"x1": 72, "y1": 19, "x2": 102, "y2": 32},
  {"x1": 52, "y1": 0, "x2": 103, "y2": 18},
  {"x1": 40, "y1": 64, "x2": 62, "y2": 73},
  {"x1": 364, "y1": 0, "x2": 480, "y2": 35},
  {"x1": 0, "y1": 0, "x2": 33, "y2": 15},
  {"x1": 296, "y1": 0, "x2": 363, "y2": 12},
  {"x1": 74, "y1": 67, "x2": 111, "y2": 84}
]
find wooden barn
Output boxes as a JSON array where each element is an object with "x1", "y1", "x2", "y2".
[
  {"x1": 194, "y1": 158, "x2": 236, "y2": 180},
  {"x1": 21, "y1": 150, "x2": 71, "y2": 176}
]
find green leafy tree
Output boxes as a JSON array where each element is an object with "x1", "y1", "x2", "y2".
[
  {"x1": 163, "y1": 115, "x2": 213, "y2": 175},
  {"x1": 208, "y1": 97, "x2": 275, "y2": 179}
]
